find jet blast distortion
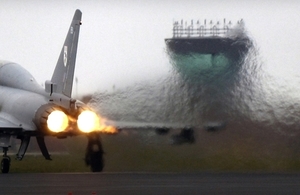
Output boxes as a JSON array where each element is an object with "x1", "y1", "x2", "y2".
[
  {"x1": 162, "y1": 19, "x2": 253, "y2": 140},
  {"x1": 0, "y1": 11, "x2": 238, "y2": 174}
]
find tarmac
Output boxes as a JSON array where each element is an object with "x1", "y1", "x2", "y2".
[{"x1": 0, "y1": 172, "x2": 300, "y2": 195}]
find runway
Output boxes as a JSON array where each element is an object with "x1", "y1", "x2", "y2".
[{"x1": 0, "y1": 172, "x2": 300, "y2": 195}]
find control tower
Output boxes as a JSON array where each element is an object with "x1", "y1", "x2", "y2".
[{"x1": 165, "y1": 19, "x2": 252, "y2": 82}]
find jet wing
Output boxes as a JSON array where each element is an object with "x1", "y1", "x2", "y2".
[
  {"x1": 105, "y1": 120, "x2": 200, "y2": 144},
  {"x1": 105, "y1": 120, "x2": 226, "y2": 132},
  {"x1": 105, "y1": 120, "x2": 193, "y2": 130}
]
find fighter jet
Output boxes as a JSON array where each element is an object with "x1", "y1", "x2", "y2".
[
  {"x1": 0, "y1": 9, "x2": 120, "y2": 173},
  {"x1": 0, "y1": 10, "x2": 225, "y2": 173}
]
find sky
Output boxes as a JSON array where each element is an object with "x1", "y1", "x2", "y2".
[{"x1": 0, "y1": 0, "x2": 300, "y2": 98}]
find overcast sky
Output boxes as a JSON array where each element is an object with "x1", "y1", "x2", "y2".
[{"x1": 0, "y1": 0, "x2": 300, "y2": 98}]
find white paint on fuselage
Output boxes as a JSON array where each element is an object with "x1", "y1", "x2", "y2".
[
  {"x1": 0, "y1": 61, "x2": 45, "y2": 94},
  {"x1": 0, "y1": 61, "x2": 49, "y2": 130}
]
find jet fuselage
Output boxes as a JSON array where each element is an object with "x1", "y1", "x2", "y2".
[{"x1": 0, "y1": 61, "x2": 48, "y2": 132}]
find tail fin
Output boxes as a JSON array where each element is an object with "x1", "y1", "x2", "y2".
[{"x1": 50, "y1": 9, "x2": 82, "y2": 97}]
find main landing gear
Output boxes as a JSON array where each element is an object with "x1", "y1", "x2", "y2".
[
  {"x1": 1, "y1": 147, "x2": 10, "y2": 174},
  {"x1": 85, "y1": 133, "x2": 104, "y2": 172}
]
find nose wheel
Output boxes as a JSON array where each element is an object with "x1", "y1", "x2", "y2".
[{"x1": 1, "y1": 147, "x2": 10, "y2": 173}]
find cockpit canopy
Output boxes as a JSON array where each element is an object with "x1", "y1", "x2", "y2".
[{"x1": 0, "y1": 61, "x2": 41, "y2": 92}]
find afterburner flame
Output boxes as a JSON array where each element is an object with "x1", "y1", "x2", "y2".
[
  {"x1": 77, "y1": 110, "x2": 117, "y2": 134},
  {"x1": 97, "y1": 118, "x2": 118, "y2": 134},
  {"x1": 77, "y1": 110, "x2": 99, "y2": 133},
  {"x1": 47, "y1": 110, "x2": 69, "y2": 132}
]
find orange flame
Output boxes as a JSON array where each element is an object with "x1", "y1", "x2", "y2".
[
  {"x1": 97, "y1": 118, "x2": 118, "y2": 134},
  {"x1": 77, "y1": 110, "x2": 118, "y2": 134}
]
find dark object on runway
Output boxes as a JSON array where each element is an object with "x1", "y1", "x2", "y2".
[
  {"x1": 171, "y1": 127, "x2": 195, "y2": 145},
  {"x1": 85, "y1": 133, "x2": 104, "y2": 172},
  {"x1": 204, "y1": 121, "x2": 226, "y2": 132},
  {"x1": 155, "y1": 127, "x2": 170, "y2": 135}
]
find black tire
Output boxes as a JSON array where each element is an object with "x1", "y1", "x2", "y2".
[
  {"x1": 86, "y1": 133, "x2": 104, "y2": 172},
  {"x1": 90, "y1": 151, "x2": 104, "y2": 172},
  {"x1": 1, "y1": 158, "x2": 10, "y2": 174}
]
